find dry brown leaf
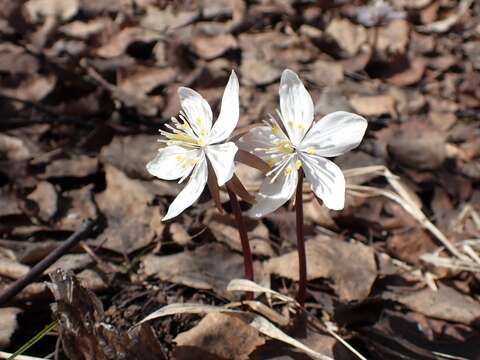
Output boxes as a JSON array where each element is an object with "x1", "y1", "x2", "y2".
[
  {"x1": 140, "y1": 5, "x2": 198, "y2": 32},
  {"x1": 141, "y1": 243, "x2": 267, "y2": 299},
  {"x1": 23, "y1": 0, "x2": 78, "y2": 22},
  {"x1": 41, "y1": 155, "x2": 98, "y2": 178},
  {"x1": 350, "y1": 94, "x2": 396, "y2": 117},
  {"x1": 59, "y1": 18, "x2": 110, "y2": 39},
  {"x1": 117, "y1": 66, "x2": 176, "y2": 97},
  {"x1": 45, "y1": 253, "x2": 93, "y2": 274},
  {"x1": 0, "y1": 134, "x2": 31, "y2": 161},
  {"x1": 100, "y1": 135, "x2": 160, "y2": 180},
  {"x1": 375, "y1": 19, "x2": 410, "y2": 54},
  {"x1": 0, "y1": 307, "x2": 21, "y2": 348},
  {"x1": 326, "y1": 18, "x2": 368, "y2": 56},
  {"x1": 0, "y1": 257, "x2": 30, "y2": 279},
  {"x1": 240, "y1": 58, "x2": 281, "y2": 86},
  {"x1": 95, "y1": 27, "x2": 160, "y2": 58},
  {"x1": 174, "y1": 312, "x2": 265, "y2": 360},
  {"x1": 0, "y1": 74, "x2": 56, "y2": 102},
  {"x1": 387, "y1": 125, "x2": 446, "y2": 170},
  {"x1": 169, "y1": 223, "x2": 191, "y2": 246},
  {"x1": 307, "y1": 60, "x2": 344, "y2": 86},
  {"x1": 386, "y1": 58, "x2": 426, "y2": 86},
  {"x1": 192, "y1": 33, "x2": 237, "y2": 60},
  {"x1": 94, "y1": 165, "x2": 164, "y2": 254},
  {"x1": 265, "y1": 236, "x2": 377, "y2": 302},
  {"x1": 57, "y1": 186, "x2": 98, "y2": 231},
  {"x1": 388, "y1": 284, "x2": 480, "y2": 324},
  {"x1": 0, "y1": 44, "x2": 39, "y2": 74},
  {"x1": 208, "y1": 215, "x2": 275, "y2": 257},
  {"x1": 27, "y1": 181, "x2": 57, "y2": 222}
]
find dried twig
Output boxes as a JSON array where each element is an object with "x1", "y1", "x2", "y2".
[{"x1": 0, "y1": 219, "x2": 95, "y2": 305}]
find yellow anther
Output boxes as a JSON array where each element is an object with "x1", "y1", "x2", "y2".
[
  {"x1": 200, "y1": 128, "x2": 206, "y2": 136},
  {"x1": 195, "y1": 117, "x2": 202, "y2": 126},
  {"x1": 284, "y1": 166, "x2": 292, "y2": 176},
  {"x1": 287, "y1": 120, "x2": 293, "y2": 128},
  {"x1": 197, "y1": 138, "x2": 204, "y2": 146},
  {"x1": 298, "y1": 122, "x2": 305, "y2": 130},
  {"x1": 295, "y1": 159, "x2": 302, "y2": 170},
  {"x1": 275, "y1": 139, "x2": 294, "y2": 154},
  {"x1": 272, "y1": 126, "x2": 280, "y2": 135},
  {"x1": 182, "y1": 122, "x2": 190, "y2": 129},
  {"x1": 307, "y1": 146, "x2": 315, "y2": 155},
  {"x1": 266, "y1": 158, "x2": 275, "y2": 167},
  {"x1": 175, "y1": 155, "x2": 184, "y2": 161}
]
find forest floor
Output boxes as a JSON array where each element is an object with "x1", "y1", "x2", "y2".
[{"x1": 1, "y1": 0, "x2": 480, "y2": 359}]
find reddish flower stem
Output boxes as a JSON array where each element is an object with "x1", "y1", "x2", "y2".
[
  {"x1": 295, "y1": 170, "x2": 307, "y2": 307},
  {"x1": 226, "y1": 183, "x2": 254, "y2": 300}
]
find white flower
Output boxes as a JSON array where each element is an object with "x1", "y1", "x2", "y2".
[
  {"x1": 147, "y1": 71, "x2": 239, "y2": 221},
  {"x1": 238, "y1": 69, "x2": 367, "y2": 218}
]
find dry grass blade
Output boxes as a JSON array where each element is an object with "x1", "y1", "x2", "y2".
[
  {"x1": 227, "y1": 278, "x2": 299, "y2": 305},
  {"x1": 137, "y1": 303, "x2": 241, "y2": 326},
  {"x1": 345, "y1": 166, "x2": 467, "y2": 261},
  {"x1": 226, "y1": 300, "x2": 290, "y2": 326},
  {"x1": 325, "y1": 327, "x2": 368, "y2": 360},
  {"x1": 249, "y1": 316, "x2": 333, "y2": 360}
]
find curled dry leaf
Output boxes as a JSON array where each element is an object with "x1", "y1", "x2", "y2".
[
  {"x1": 265, "y1": 236, "x2": 377, "y2": 302},
  {"x1": 375, "y1": 19, "x2": 410, "y2": 54},
  {"x1": 174, "y1": 312, "x2": 265, "y2": 360},
  {"x1": 48, "y1": 269, "x2": 165, "y2": 360},
  {"x1": 117, "y1": 66, "x2": 176, "y2": 98},
  {"x1": 386, "y1": 58, "x2": 426, "y2": 86}
]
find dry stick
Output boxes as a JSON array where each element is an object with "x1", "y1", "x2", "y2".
[
  {"x1": 0, "y1": 219, "x2": 95, "y2": 306},
  {"x1": 295, "y1": 170, "x2": 307, "y2": 307},
  {"x1": 226, "y1": 183, "x2": 254, "y2": 300}
]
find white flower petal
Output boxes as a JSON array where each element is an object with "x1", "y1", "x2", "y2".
[
  {"x1": 205, "y1": 142, "x2": 238, "y2": 186},
  {"x1": 247, "y1": 157, "x2": 298, "y2": 218},
  {"x1": 209, "y1": 71, "x2": 239, "y2": 144},
  {"x1": 178, "y1": 87, "x2": 213, "y2": 137},
  {"x1": 163, "y1": 155, "x2": 208, "y2": 221},
  {"x1": 300, "y1": 111, "x2": 367, "y2": 157},
  {"x1": 300, "y1": 153, "x2": 345, "y2": 210},
  {"x1": 237, "y1": 126, "x2": 278, "y2": 162},
  {"x1": 279, "y1": 69, "x2": 314, "y2": 146},
  {"x1": 146, "y1": 146, "x2": 201, "y2": 180}
]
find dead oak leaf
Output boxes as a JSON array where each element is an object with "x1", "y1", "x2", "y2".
[
  {"x1": 41, "y1": 155, "x2": 98, "y2": 178},
  {"x1": 173, "y1": 313, "x2": 265, "y2": 360},
  {"x1": 27, "y1": 181, "x2": 58, "y2": 222},
  {"x1": 0, "y1": 134, "x2": 31, "y2": 161},
  {"x1": 265, "y1": 236, "x2": 377, "y2": 302},
  {"x1": 23, "y1": 0, "x2": 78, "y2": 22},
  {"x1": 94, "y1": 165, "x2": 163, "y2": 254},
  {"x1": 0, "y1": 73, "x2": 56, "y2": 102},
  {"x1": 0, "y1": 307, "x2": 21, "y2": 347}
]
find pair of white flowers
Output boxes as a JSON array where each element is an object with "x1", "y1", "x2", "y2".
[{"x1": 147, "y1": 69, "x2": 367, "y2": 221}]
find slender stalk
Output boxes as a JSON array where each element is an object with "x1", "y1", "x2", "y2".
[
  {"x1": 295, "y1": 170, "x2": 307, "y2": 307},
  {"x1": 226, "y1": 184, "x2": 254, "y2": 300}
]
